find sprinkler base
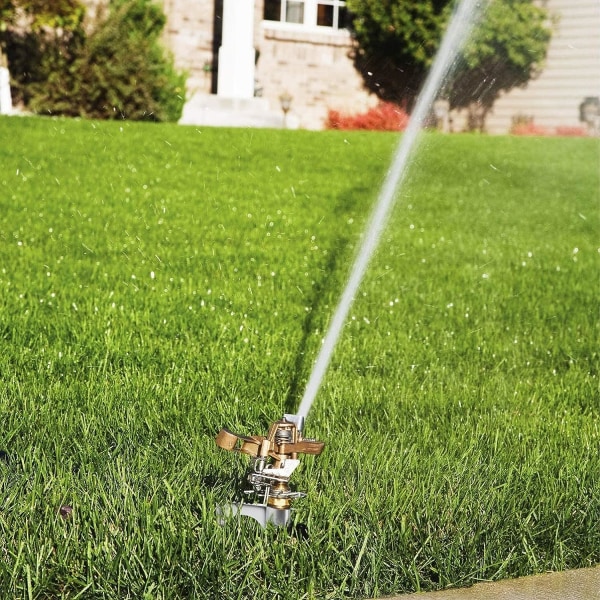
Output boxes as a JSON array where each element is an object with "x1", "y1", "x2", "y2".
[{"x1": 216, "y1": 501, "x2": 291, "y2": 528}]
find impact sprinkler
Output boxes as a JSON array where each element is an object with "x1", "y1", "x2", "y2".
[
  {"x1": 215, "y1": 0, "x2": 484, "y2": 534},
  {"x1": 215, "y1": 414, "x2": 324, "y2": 528}
]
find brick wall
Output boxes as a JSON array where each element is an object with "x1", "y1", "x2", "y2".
[
  {"x1": 162, "y1": 0, "x2": 217, "y2": 96},
  {"x1": 255, "y1": 23, "x2": 375, "y2": 129}
]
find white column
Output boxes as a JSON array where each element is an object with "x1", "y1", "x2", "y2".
[
  {"x1": 0, "y1": 66, "x2": 13, "y2": 115},
  {"x1": 217, "y1": 0, "x2": 256, "y2": 99}
]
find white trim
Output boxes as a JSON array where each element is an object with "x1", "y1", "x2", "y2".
[
  {"x1": 260, "y1": 19, "x2": 352, "y2": 37},
  {"x1": 305, "y1": 0, "x2": 317, "y2": 27}
]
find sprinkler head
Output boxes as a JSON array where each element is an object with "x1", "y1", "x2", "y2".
[{"x1": 215, "y1": 414, "x2": 324, "y2": 528}]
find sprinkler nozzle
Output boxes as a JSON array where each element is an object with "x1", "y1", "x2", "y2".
[{"x1": 215, "y1": 414, "x2": 324, "y2": 528}]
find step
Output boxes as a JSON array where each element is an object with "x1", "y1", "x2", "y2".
[{"x1": 179, "y1": 93, "x2": 292, "y2": 129}]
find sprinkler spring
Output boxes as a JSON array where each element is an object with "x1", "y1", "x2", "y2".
[{"x1": 215, "y1": 414, "x2": 324, "y2": 528}]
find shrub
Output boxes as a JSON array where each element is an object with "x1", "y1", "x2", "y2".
[
  {"x1": 555, "y1": 126, "x2": 588, "y2": 137},
  {"x1": 510, "y1": 124, "x2": 589, "y2": 138},
  {"x1": 2, "y1": 1, "x2": 86, "y2": 109},
  {"x1": 326, "y1": 101, "x2": 409, "y2": 131},
  {"x1": 24, "y1": 0, "x2": 186, "y2": 121},
  {"x1": 510, "y1": 122, "x2": 549, "y2": 136}
]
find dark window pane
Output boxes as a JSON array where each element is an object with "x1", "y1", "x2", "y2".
[
  {"x1": 264, "y1": 0, "x2": 282, "y2": 21},
  {"x1": 338, "y1": 7, "x2": 351, "y2": 29},
  {"x1": 317, "y1": 4, "x2": 334, "y2": 27}
]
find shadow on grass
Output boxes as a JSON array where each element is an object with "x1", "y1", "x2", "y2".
[{"x1": 284, "y1": 184, "x2": 371, "y2": 415}]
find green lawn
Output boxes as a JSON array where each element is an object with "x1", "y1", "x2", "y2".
[{"x1": 0, "y1": 116, "x2": 598, "y2": 599}]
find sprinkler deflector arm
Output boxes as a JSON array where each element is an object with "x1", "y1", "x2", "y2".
[{"x1": 215, "y1": 414, "x2": 324, "y2": 528}]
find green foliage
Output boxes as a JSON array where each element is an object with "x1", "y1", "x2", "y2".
[
  {"x1": 0, "y1": 0, "x2": 85, "y2": 99},
  {"x1": 4, "y1": 0, "x2": 186, "y2": 121},
  {"x1": 347, "y1": 0, "x2": 450, "y2": 100},
  {"x1": 0, "y1": 0, "x2": 84, "y2": 31},
  {"x1": 348, "y1": 0, "x2": 449, "y2": 69},
  {"x1": 1, "y1": 0, "x2": 86, "y2": 107},
  {"x1": 346, "y1": 0, "x2": 553, "y2": 129},
  {"x1": 0, "y1": 116, "x2": 598, "y2": 598}
]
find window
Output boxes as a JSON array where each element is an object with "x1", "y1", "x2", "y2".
[
  {"x1": 316, "y1": 2, "x2": 350, "y2": 29},
  {"x1": 264, "y1": 0, "x2": 349, "y2": 30},
  {"x1": 287, "y1": 1, "x2": 305, "y2": 24}
]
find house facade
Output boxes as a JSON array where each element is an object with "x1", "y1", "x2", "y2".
[
  {"x1": 161, "y1": 0, "x2": 598, "y2": 132},
  {"x1": 168, "y1": 0, "x2": 375, "y2": 129},
  {"x1": 168, "y1": 0, "x2": 599, "y2": 133}
]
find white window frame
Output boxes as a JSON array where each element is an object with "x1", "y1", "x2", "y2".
[{"x1": 263, "y1": 0, "x2": 349, "y2": 32}]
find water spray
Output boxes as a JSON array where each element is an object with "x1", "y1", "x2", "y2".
[{"x1": 215, "y1": 0, "x2": 487, "y2": 529}]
